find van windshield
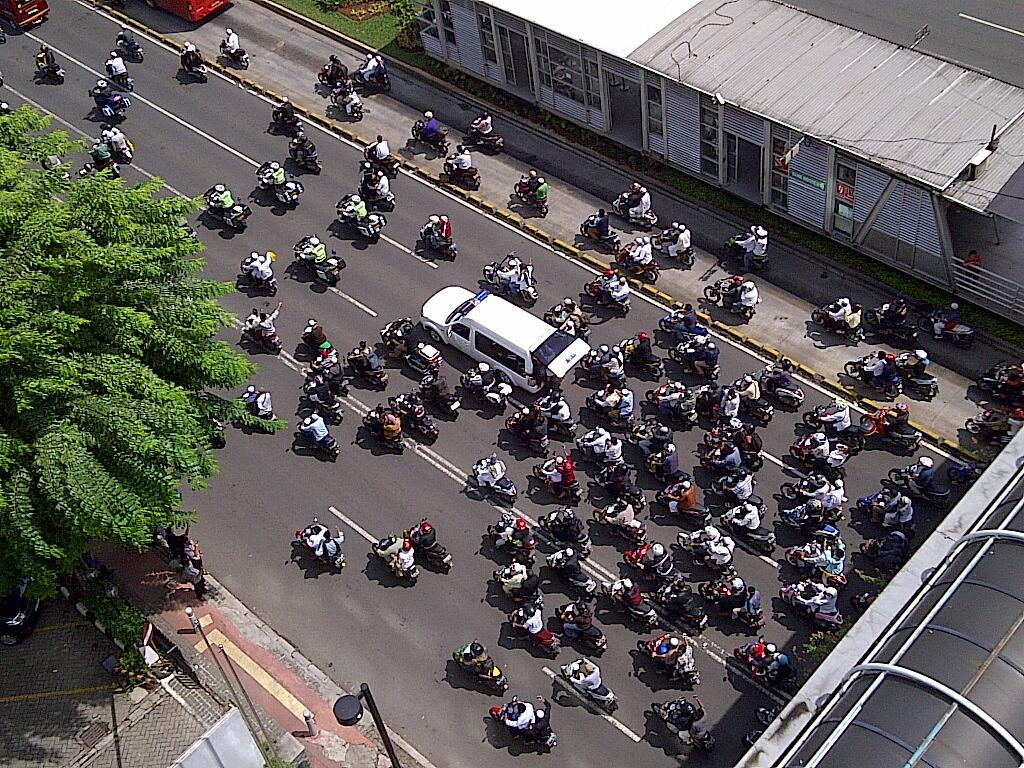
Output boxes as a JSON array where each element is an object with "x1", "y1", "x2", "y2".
[{"x1": 533, "y1": 330, "x2": 577, "y2": 367}]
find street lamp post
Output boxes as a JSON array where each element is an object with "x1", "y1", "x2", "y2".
[{"x1": 333, "y1": 683, "x2": 403, "y2": 768}]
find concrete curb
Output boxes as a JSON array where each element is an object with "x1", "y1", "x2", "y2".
[{"x1": 90, "y1": 1, "x2": 981, "y2": 461}]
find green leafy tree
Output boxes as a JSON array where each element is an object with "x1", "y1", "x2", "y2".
[{"x1": 0, "y1": 107, "x2": 278, "y2": 596}]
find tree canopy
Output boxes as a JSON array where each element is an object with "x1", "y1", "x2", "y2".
[{"x1": 0, "y1": 106, "x2": 272, "y2": 595}]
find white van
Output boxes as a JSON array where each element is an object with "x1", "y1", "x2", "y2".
[{"x1": 420, "y1": 286, "x2": 591, "y2": 392}]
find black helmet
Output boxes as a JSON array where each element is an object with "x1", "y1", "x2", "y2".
[{"x1": 469, "y1": 641, "x2": 484, "y2": 657}]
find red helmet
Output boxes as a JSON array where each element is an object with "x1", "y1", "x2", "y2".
[
  {"x1": 418, "y1": 520, "x2": 433, "y2": 534},
  {"x1": 402, "y1": 539, "x2": 413, "y2": 551},
  {"x1": 638, "y1": 331, "x2": 650, "y2": 341},
  {"x1": 514, "y1": 518, "x2": 528, "y2": 531},
  {"x1": 885, "y1": 353, "x2": 895, "y2": 363},
  {"x1": 603, "y1": 269, "x2": 615, "y2": 278}
]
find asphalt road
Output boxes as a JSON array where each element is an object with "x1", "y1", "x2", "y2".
[
  {"x1": 0, "y1": 6, "x2": 971, "y2": 766},
  {"x1": 788, "y1": 0, "x2": 1024, "y2": 86}
]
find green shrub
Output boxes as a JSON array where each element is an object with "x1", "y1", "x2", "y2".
[{"x1": 82, "y1": 582, "x2": 146, "y2": 649}]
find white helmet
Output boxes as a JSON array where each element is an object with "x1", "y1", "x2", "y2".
[
  {"x1": 249, "y1": 251, "x2": 259, "y2": 259},
  {"x1": 754, "y1": 225, "x2": 768, "y2": 238},
  {"x1": 478, "y1": 362, "x2": 490, "y2": 373},
  {"x1": 838, "y1": 298, "x2": 850, "y2": 308},
  {"x1": 704, "y1": 526, "x2": 720, "y2": 541},
  {"x1": 564, "y1": 548, "x2": 575, "y2": 558},
  {"x1": 214, "y1": 184, "x2": 225, "y2": 193},
  {"x1": 620, "y1": 578, "x2": 633, "y2": 590},
  {"x1": 309, "y1": 236, "x2": 320, "y2": 246},
  {"x1": 651, "y1": 543, "x2": 665, "y2": 557},
  {"x1": 366, "y1": 53, "x2": 374, "y2": 62},
  {"x1": 351, "y1": 195, "x2": 362, "y2": 204},
  {"x1": 742, "y1": 281, "x2": 755, "y2": 289},
  {"x1": 245, "y1": 384, "x2": 256, "y2": 394},
  {"x1": 225, "y1": 27, "x2": 233, "y2": 35},
  {"x1": 914, "y1": 349, "x2": 928, "y2": 360},
  {"x1": 428, "y1": 215, "x2": 439, "y2": 225},
  {"x1": 110, "y1": 51, "x2": 118, "y2": 58},
  {"x1": 824, "y1": 586, "x2": 838, "y2": 598},
  {"x1": 641, "y1": 236, "x2": 651, "y2": 245},
  {"x1": 269, "y1": 162, "x2": 280, "y2": 171},
  {"x1": 302, "y1": 415, "x2": 313, "y2": 426},
  {"x1": 424, "y1": 111, "x2": 433, "y2": 119},
  {"x1": 96, "y1": 79, "x2": 108, "y2": 88},
  {"x1": 950, "y1": 302, "x2": 959, "y2": 310},
  {"x1": 919, "y1": 456, "x2": 934, "y2": 468},
  {"x1": 743, "y1": 375, "x2": 753, "y2": 384}
]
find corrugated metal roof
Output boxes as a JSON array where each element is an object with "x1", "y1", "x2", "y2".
[{"x1": 625, "y1": 0, "x2": 1024, "y2": 211}]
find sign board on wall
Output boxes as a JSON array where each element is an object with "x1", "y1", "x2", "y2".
[{"x1": 790, "y1": 170, "x2": 826, "y2": 191}]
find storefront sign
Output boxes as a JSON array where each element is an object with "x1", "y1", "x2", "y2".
[
  {"x1": 790, "y1": 170, "x2": 826, "y2": 191},
  {"x1": 836, "y1": 181, "x2": 855, "y2": 203}
]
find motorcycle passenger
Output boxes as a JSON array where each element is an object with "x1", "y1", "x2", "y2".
[
  {"x1": 764, "y1": 359, "x2": 797, "y2": 393},
  {"x1": 601, "y1": 499, "x2": 637, "y2": 530},
  {"x1": 424, "y1": 214, "x2": 453, "y2": 248},
  {"x1": 242, "y1": 385, "x2": 274, "y2": 418},
  {"x1": 301, "y1": 521, "x2": 344, "y2": 562},
  {"x1": 116, "y1": 24, "x2": 137, "y2": 51},
  {"x1": 879, "y1": 298, "x2": 910, "y2": 329},
  {"x1": 300, "y1": 412, "x2": 330, "y2": 445},
  {"x1": 181, "y1": 42, "x2": 204, "y2": 71},
  {"x1": 896, "y1": 349, "x2": 930, "y2": 379},
  {"x1": 663, "y1": 479, "x2": 698, "y2": 515},
  {"x1": 627, "y1": 182, "x2": 651, "y2": 221},
  {"x1": 340, "y1": 87, "x2": 361, "y2": 116},
  {"x1": 720, "y1": 467, "x2": 754, "y2": 502},
  {"x1": 595, "y1": 385, "x2": 634, "y2": 424},
  {"x1": 290, "y1": 131, "x2": 317, "y2": 162},
  {"x1": 736, "y1": 374, "x2": 761, "y2": 404},
  {"x1": 882, "y1": 403, "x2": 915, "y2": 437},
  {"x1": 565, "y1": 659, "x2": 605, "y2": 695},
  {"x1": 599, "y1": 270, "x2": 631, "y2": 305},
  {"x1": 626, "y1": 237, "x2": 654, "y2": 270},
  {"x1": 796, "y1": 583, "x2": 839, "y2": 616},
  {"x1": 726, "y1": 500, "x2": 761, "y2": 531},
  {"x1": 105, "y1": 50, "x2": 128, "y2": 81},
  {"x1": 559, "y1": 599, "x2": 595, "y2": 639},
  {"x1": 470, "y1": 112, "x2": 493, "y2": 139},
  {"x1": 826, "y1": 297, "x2": 852, "y2": 330},
  {"x1": 541, "y1": 456, "x2": 577, "y2": 498},
  {"x1": 496, "y1": 254, "x2": 525, "y2": 291},
  {"x1": 243, "y1": 250, "x2": 274, "y2": 285},
  {"x1": 692, "y1": 526, "x2": 735, "y2": 568},
  {"x1": 883, "y1": 494, "x2": 914, "y2": 528},
  {"x1": 737, "y1": 585, "x2": 762, "y2": 621},
  {"x1": 736, "y1": 225, "x2": 768, "y2": 270},
  {"x1": 734, "y1": 280, "x2": 760, "y2": 313},
  {"x1": 448, "y1": 144, "x2": 472, "y2": 171},
  {"x1": 323, "y1": 54, "x2": 347, "y2": 85},
  {"x1": 689, "y1": 340, "x2": 719, "y2": 375},
  {"x1": 665, "y1": 222, "x2": 691, "y2": 260},
  {"x1": 358, "y1": 53, "x2": 385, "y2": 83},
  {"x1": 36, "y1": 44, "x2": 56, "y2": 72},
  {"x1": 209, "y1": 184, "x2": 234, "y2": 213},
  {"x1": 819, "y1": 398, "x2": 852, "y2": 434}
]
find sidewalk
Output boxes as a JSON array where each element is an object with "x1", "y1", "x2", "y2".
[
  {"x1": 109, "y1": 0, "x2": 995, "y2": 448},
  {"x1": 93, "y1": 542, "x2": 425, "y2": 768},
  {"x1": 0, "y1": 600, "x2": 225, "y2": 768}
]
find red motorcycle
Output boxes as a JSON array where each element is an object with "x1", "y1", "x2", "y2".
[{"x1": 614, "y1": 247, "x2": 660, "y2": 283}]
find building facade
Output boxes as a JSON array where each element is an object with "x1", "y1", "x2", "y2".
[{"x1": 418, "y1": 0, "x2": 1024, "y2": 322}]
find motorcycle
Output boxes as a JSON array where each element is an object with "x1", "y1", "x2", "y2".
[
  {"x1": 702, "y1": 276, "x2": 742, "y2": 308},
  {"x1": 583, "y1": 278, "x2": 630, "y2": 315},
  {"x1": 655, "y1": 483, "x2": 710, "y2": 526},
  {"x1": 256, "y1": 163, "x2": 304, "y2": 207},
  {"x1": 336, "y1": 195, "x2": 387, "y2": 241},
  {"x1": 483, "y1": 258, "x2": 538, "y2": 306},
  {"x1": 546, "y1": 550, "x2": 597, "y2": 595},
  {"x1": 779, "y1": 473, "x2": 832, "y2": 503},
  {"x1": 651, "y1": 580, "x2": 709, "y2": 632},
  {"x1": 652, "y1": 228, "x2": 695, "y2": 267},
  {"x1": 116, "y1": 37, "x2": 144, "y2": 63},
  {"x1": 474, "y1": 458, "x2": 518, "y2": 503},
  {"x1": 579, "y1": 214, "x2": 620, "y2": 250},
  {"x1": 505, "y1": 410, "x2": 550, "y2": 454},
  {"x1": 93, "y1": 91, "x2": 131, "y2": 121},
  {"x1": 532, "y1": 460, "x2": 582, "y2": 502},
  {"x1": 801, "y1": 405, "x2": 866, "y2": 453},
  {"x1": 947, "y1": 460, "x2": 981, "y2": 486},
  {"x1": 408, "y1": 519, "x2": 452, "y2": 571},
  {"x1": 443, "y1": 158, "x2": 481, "y2": 190},
  {"x1": 699, "y1": 577, "x2": 765, "y2": 630},
  {"x1": 977, "y1": 362, "x2": 1024, "y2": 404},
  {"x1": 219, "y1": 40, "x2": 249, "y2": 68},
  {"x1": 361, "y1": 408, "x2": 403, "y2": 451},
  {"x1": 721, "y1": 501, "x2": 776, "y2": 554},
  {"x1": 362, "y1": 151, "x2": 401, "y2": 179},
  {"x1": 963, "y1": 409, "x2": 1019, "y2": 446},
  {"x1": 294, "y1": 518, "x2": 345, "y2": 569},
  {"x1": 410, "y1": 120, "x2": 450, "y2": 154},
  {"x1": 555, "y1": 600, "x2": 606, "y2": 652},
  {"x1": 887, "y1": 465, "x2": 952, "y2": 507},
  {"x1": 293, "y1": 238, "x2": 342, "y2": 284},
  {"x1": 537, "y1": 510, "x2": 592, "y2": 558},
  {"x1": 238, "y1": 253, "x2": 278, "y2": 295},
  {"x1": 724, "y1": 233, "x2": 768, "y2": 271},
  {"x1": 514, "y1": 176, "x2": 548, "y2": 217},
  {"x1": 784, "y1": 542, "x2": 847, "y2": 587},
  {"x1": 919, "y1": 310, "x2": 974, "y2": 349},
  {"x1": 636, "y1": 636, "x2": 701, "y2": 686},
  {"x1": 317, "y1": 61, "x2": 348, "y2": 88},
  {"x1": 859, "y1": 409, "x2": 923, "y2": 451},
  {"x1": 352, "y1": 68, "x2": 391, "y2": 93},
  {"x1": 669, "y1": 342, "x2": 720, "y2": 381},
  {"x1": 459, "y1": 371, "x2": 511, "y2": 411},
  {"x1": 560, "y1": 659, "x2": 617, "y2": 710},
  {"x1": 35, "y1": 61, "x2": 66, "y2": 84},
  {"x1": 508, "y1": 600, "x2": 560, "y2": 657},
  {"x1": 864, "y1": 306, "x2": 919, "y2": 346},
  {"x1": 180, "y1": 59, "x2": 208, "y2": 83},
  {"x1": 811, "y1": 304, "x2": 866, "y2": 342},
  {"x1": 270, "y1": 107, "x2": 302, "y2": 136},
  {"x1": 624, "y1": 542, "x2": 680, "y2": 585},
  {"x1": 289, "y1": 145, "x2": 322, "y2": 174},
  {"x1": 779, "y1": 582, "x2": 844, "y2": 628},
  {"x1": 652, "y1": 699, "x2": 715, "y2": 750},
  {"x1": 389, "y1": 396, "x2": 439, "y2": 442},
  {"x1": 614, "y1": 246, "x2": 660, "y2": 282},
  {"x1": 645, "y1": 383, "x2": 701, "y2": 425},
  {"x1": 451, "y1": 647, "x2": 508, "y2": 693},
  {"x1": 465, "y1": 125, "x2": 504, "y2": 153},
  {"x1": 612, "y1": 191, "x2": 657, "y2": 230},
  {"x1": 600, "y1": 580, "x2": 659, "y2": 629},
  {"x1": 299, "y1": 429, "x2": 341, "y2": 460},
  {"x1": 591, "y1": 505, "x2": 647, "y2": 543},
  {"x1": 488, "y1": 697, "x2": 557, "y2": 750},
  {"x1": 417, "y1": 223, "x2": 458, "y2": 260},
  {"x1": 758, "y1": 366, "x2": 805, "y2": 409},
  {"x1": 372, "y1": 535, "x2": 419, "y2": 583},
  {"x1": 419, "y1": 374, "x2": 460, "y2": 418},
  {"x1": 843, "y1": 354, "x2": 902, "y2": 398}
]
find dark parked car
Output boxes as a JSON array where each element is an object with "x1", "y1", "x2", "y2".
[{"x1": 0, "y1": 579, "x2": 43, "y2": 645}]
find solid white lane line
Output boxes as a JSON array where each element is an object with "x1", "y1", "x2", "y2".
[
  {"x1": 959, "y1": 12, "x2": 1024, "y2": 37},
  {"x1": 326, "y1": 286, "x2": 378, "y2": 317},
  {"x1": 23, "y1": 32, "x2": 261, "y2": 168},
  {"x1": 540, "y1": 666, "x2": 643, "y2": 743},
  {"x1": 328, "y1": 505, "x2": 378, "y2": 545},
  {"x1": 1, "y1": 83, "x2": 187, "y2": 197},
  {"x1": 380, "y1": 235, "x2": 440, "y2": 269}
]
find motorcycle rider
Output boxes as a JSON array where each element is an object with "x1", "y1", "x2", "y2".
[
  {"x1": 102, "y1": 124, "x2": 132, "y2": 162},
  {"x1": 878, "y1": 297, "x2": 910, "y2": 329},
  {"x1": 36, "y1": 44, "x2": 56, "y2": 73},
  {"x1": 358, "y1": 52, "x2": 385, "y2": 83},
  {"x1": 90, "y1": 79, "x2": 117, "y2": 111},
  {"x1": 591, "y1": 208, "x2": 611, "y2": 240},
  {"x1": 724, "y1": 499, "x2": 762, "y2": 531},
  {"x1": 819, "y1": 398, "x2": 852, "y2": 435},
  {"x1": 564, "y1": 659, "x2": 606, "y2": 695},
  {"x1": 735, "y1": 225, "x2": 768, "y2": 270},
  {"x1": 737, "y1": 584, "x2": 762, "y2": 622},
  {"x1": 559, "y1": 598, "x2": 596, "y2": 639},
  {"x1": 512, "y1": 407, "x2": 548, "y2": 446},
  {"x1": 626, "y1": 182, "x2": 651, "y2": 221},
  {"x1": 300, "y1": 520, "x2": 345, "y2": 565},
  {"x1": 624, "y1": 331, "x2": 657, "y2": 368},
  {"x1": 665, "y1": 222, "x2": 691, "y2": 259},
  {"x1": 289, "y1": 131, "x2": 317, "y2": 163},
  {"x1": 300, "y1": 412, "x2": 331, "y2": 446},
  {"x1": 651, "y1": 633, "x2": 697, "y2": 681},
  {"x1": 932, "y1": 302, "x2": 960, "y2": 339},
  {"x1": 720, "y1": 467, "x2": 754, "y2": 502},
  {"x1": 322, "y1": 53, "x2": 347, "y2": 85},
  {"x1": 540, "y1": 456, "x2": 577, "y2": 499},
  {"x1": 242, "y1": 384, "x2": 274, "y2": 418},
  {"x1": 736, "y1": 373, "x2": 762, "y2": 405},
  {"x1": 105, "y1": 50, "x2": 128, "y2": 84},
  {"x1": 625, "y1": 237, "x2": 654, "y2": 270},
  {"x1": 273, "y1": 96, "x2": 295, "y2": 126},
  {"x1": 456, "y1": 640, "x2": 492, "y2": 675},
  {"x1": 795, "y1": 582, "x2": 839, "y2": 617},
  {"x1": 116, "y1": 24, "x2": 138, "y2": 52},
  {"x1": 689, "y1": 340, "x2": 720, "y2": 376},
  {"x1": 764, "y1": 358, "x2": 797, "y2": 393},
  {"x1": 663, "y1": 479, "x2": 699, "y2": 515},
  {"x1": 243, "y1": 301, "x2": 283, "y2": 343},
  {"x1": 907, "y1": 456, "x2": 937, "y2": 492},
  {"x1": 242, "y1": 250, "x2": 274, "y2": 286},
  {"x1": 340, "y1": 86, "x2": 362, "y2": 117},
  {"x1": 578, "y1": 426, "x2": 617, "y2": 464},
  {"x1": 882, "y1": 402, "x2": 916, "y2": 438},
  {"x1": 181, "y1": 42, "x2": 204, "y2": 72},
  {"x1": 420, "y1": 110, "x2": 442, "y2": 142},
  {"x1": 826, "y1": 297, "x2": 852, "y2": 330},
  {"x1": 883, "y1": 493, "x2": 914, "y2": 529},
  {"x1": 209, "y1": 183, "x2": 235, "y2": 213},
  {"x1": 495, "y1": 254, "x2": 525, "y2": 291},
  {"x1": 599, "y1": 269, "x2": 631, "y2": 306},
  {"x1": 423, "y1": 214, "x2": 453, "y2": 248},
  {"x1": 896, "y1": 349, "x2": 931, "y2": 379},
  {"x1": 600, "y1": 498, "x2": 638, "y2": 532},
  {"x1": 593, "y1": 384, "x2": 634, "y2": 424},
  {"x1": 690, "y1": 526, "x2": 735, "y2": 568},
  {"x1": 470, "y1": 112, "x2": 493, "y2": 140},
  {"x1": 734, "y1": 280, "x2": 760, "y2": 314},
  {"x1": 223, "y1": 27, "x2": 241, "y2": 57}
]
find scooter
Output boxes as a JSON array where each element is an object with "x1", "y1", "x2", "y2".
[
  {"x1": 474, "y1": 458, "x2": 518, "y2": 503},
  {"x1": 614, "y1": 246, "x2": 660, "y2": 282},
  {"x1": 483, "y1": 258, "x2": 539, "y2": 306},
  {"x1": 464, "y1": 125, "x2": 504, "y2": 153},
  {"x1": 443, "y1": 158, "x2": 481, "y2": 189},
  {"x1": 612, "y1": 192, "x2": 657, "y2": 230},
  {"x1": 554, "y1": 600, "x2": 606, "y2": 652},
  {"x1": 579, "y1": 214, "x2": 620, "y2": 250},
  {"x1": 582, "y1": 278, "x2": 630, "y2": 315},
  {"x1": 560, "y1": 659, "x2": 617, "y2": 710},
  {"x1": 886, "y1": 465, "x2": 952, "y2": 507},
  {"x1": 410, "y1": 120, "x2": 449, "y2": 154},
  {"x1": 219, "y1": 40, "x2": 249, "y2": 68},
  {"x1": 811, "y1": 305, "x2": 865, "y2": 342},
  {"x1": 372, "y1": 535, "x2": 419, "y2": 583},
  {"x1": 919, "y1": 310, "x2": 974, "y2": 349},
  {"x1": 488, "y1": 697, "x2": 557, "y2": 750},
  {"x1": 636, "y1": 636, "x2": 701, "y2": 686},
  {"x1": 294, "y1": 518, "x2": 345, "y2": 569},
  {"x1": 451, "y1": 647, "x2": 509, "y2": 693},
  {"x1": 600, "y1": 581, "x2": 658, "y2": 629},
  {"x1": 859, "y1": 409, "x2": 923, "y2": 451},
  {"x1": 778, "y1": 582, "x2": 844, "y2": 628},
  {"x1": 514, "y1": 176, "x2": 548, "y2": 217}
]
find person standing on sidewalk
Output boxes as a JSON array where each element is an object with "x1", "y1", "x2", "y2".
[{"x1": 182, "y1": 540, "x2": 208, "y2": 599}]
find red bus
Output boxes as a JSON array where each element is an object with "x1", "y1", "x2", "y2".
[
  {"x1": 0, "y1": 0, "x2": 49, "y2": 28},
  {"x1": 142, "y1": 0, "x2": 228, "y2": 24}
]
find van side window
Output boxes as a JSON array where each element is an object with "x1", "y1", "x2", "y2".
[
  {"x1": 475, "y1": 333, "x2": 527, "y2": 375},
  {"x1": 451, "y1": 323, "x2": 470, "y2": 340}
]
